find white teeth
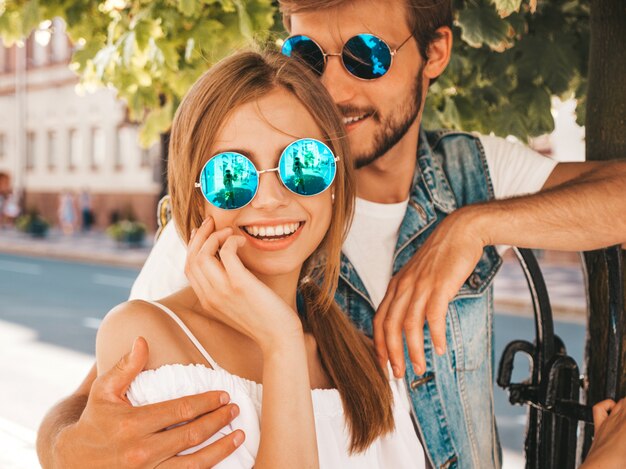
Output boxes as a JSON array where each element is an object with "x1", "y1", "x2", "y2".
[
  {"x1": 342, "y1": 114, "x2": 367, "y2": 125},
  {"x1": 242, "y1": 222, "x2": 302, "y2": 239}
]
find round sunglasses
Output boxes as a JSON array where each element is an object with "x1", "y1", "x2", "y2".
[
  {"x1": 281, "y1": 33, "x2": 413, "y2": 80},
  {"x1": 195, "y1": 138, "x2": 339, "y2": 210}
]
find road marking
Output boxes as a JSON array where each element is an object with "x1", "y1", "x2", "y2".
[
  {"x1": 502, "y1": 448, "x2": 525, "y2": 469},
  {"x1": 0, "y1": 260, "x2": 42, "y2": 275},
  {"x1": 92, "y1": 273, "x2": 135, "y2": 288},
  {"x1": 0, "y1": 416, "x2": 36, "y2": 444},
  {"x1": 0, "y1": 416, "x2": 39, "y2": 469},
  {"x1": 496, "y1": 414, "x2": 527, "y2": 428},
  {"x1": 82, "y1": 317, "x2": 102, "y2": 329}
]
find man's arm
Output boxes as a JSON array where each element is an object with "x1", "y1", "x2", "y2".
[
  {"x1": 36, "y1": 338, "x2": 243, "y2": 469},
  {"x1": 580, "y1": 398, "x2": 626, "y2": 468},
  {"x1": 373, "y1": 160, "x2": 626, "y2": 377},
  {"x1": 36, "y1": 364, "x2": 95, "y2": 468},
  {"x1": 478, "y1": 161, "x2": 626, "y2": 251}
]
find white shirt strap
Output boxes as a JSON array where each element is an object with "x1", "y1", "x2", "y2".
[{"x1": 143, "y1": 300, "x2": 222, "y2": 371}]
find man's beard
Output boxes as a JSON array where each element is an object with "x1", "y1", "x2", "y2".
[{"x1": 341, "y1": 66, "x2": 425, "y2": 170}]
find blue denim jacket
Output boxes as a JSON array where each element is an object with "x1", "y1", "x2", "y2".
[{"x1": 335, "y1": 128, "x2": 502, "y2": 469}]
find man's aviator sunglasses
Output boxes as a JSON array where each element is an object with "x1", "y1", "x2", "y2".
[
  {"x1": 281, "y1": 33, "x2": 413, "y2": 80},
  {"x1": 195, "y1": 138, "x2": 339, "y2": 210}
]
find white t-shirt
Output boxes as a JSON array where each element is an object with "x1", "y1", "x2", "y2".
[{"x1": 129, "y1": 135, "x2": 557, "y2": 306}]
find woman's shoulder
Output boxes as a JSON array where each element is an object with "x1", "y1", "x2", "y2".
[
  {"x1": 95, "y1": 299, "x2": 194, "y2": 376},
  {"x1": 98, "y1": 299, "x2": 175, "y2": 341}
]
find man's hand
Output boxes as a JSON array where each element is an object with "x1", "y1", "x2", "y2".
[
  {"x1": 48, "y1": 337, "x2": 244, "y2": 468},
  {"x1": 581, "y1": 398, "x2": 626, "y2": 468},
  {"x1": 373, "y1": 208, "x2": 486, "y2": 378}
]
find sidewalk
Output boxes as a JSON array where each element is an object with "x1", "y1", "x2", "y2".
[
  {"x1": 493, "y1": 251, "x2": 586, "y2": 322},
  {"x1": 0, "y1": 227, "x2": 153, "y2": 268},
  {"x1": 0, "y1": 227, "x2": 587, "y2": 317}
]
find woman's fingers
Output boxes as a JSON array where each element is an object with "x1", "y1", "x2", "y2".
[
  {"x1": 593, "y1": 399, "x2": 617, "y2": 429},
  {"x1": 186, "y1": 217, "x2": 238, "y2": 303},
  {"x1": 198, "y1": 227, "x2": 234, "y2": 260},
  {"x1": 196, "y1": 228, "x2": 235, "y2": 288},
  {"x1": 187, "y1": 217, "x2": 215, "y2": 261},
  {"x1": 219, "y1": 236, "x2": 249, "y2": 281}
]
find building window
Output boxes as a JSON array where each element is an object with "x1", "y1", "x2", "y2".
[
  {"x1": 0, "y1": 45, "x2": 6, "y2": 74},
  {"x1": 26, "y1": 131, "x2": 36, "y2": 170},
  {"x1": 68, "y1": 128, "x2": 81, "y2": 170},
  {"x1": 0, "y1": 133, "x2": 6, "y2": 159},
  {"x1": 90, "y1": 127, "x2": 105, "y2": 169},
  {"x1": 51, "y1": 18, "x2": 69, "y2": 63},
  {"x1": 140, "y1": 147, "x2": 149, "y2": 167},
  {"x1": 114, "y1": 129, "x2": 122, "y2": 170},
  {"x1": 26, "y1": 37, "x2": 35, "y2": 69},
  {"x1": 32, "y1": 38, "x2": 49, "y2": 67},
  {"x1": 4, "y1": 45, "x2": 16, "y2": 73},
  {"x1": 47, "y1": 131, "x2": 57, "y2": 169},
  {"x1": 115, "y1": 126, "x2": 135, "y2": 170}
]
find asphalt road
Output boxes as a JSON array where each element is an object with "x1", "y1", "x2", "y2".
[{"x1": 0, "y1": 253, "x2": 587, "y2": 468}]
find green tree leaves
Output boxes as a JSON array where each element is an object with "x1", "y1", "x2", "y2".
[
  {"x1": 0, "y1": 0, "x2": 589, "y2": 144},
  {"x1": 425, "y1": 0, "x2": 589, "y2": 140},
  {"x1": 457, "y1": 3, "x2": 512, "y2": 50},
  {"x1": 0, "y1": 0, "x2": 275, "y2": 144}
]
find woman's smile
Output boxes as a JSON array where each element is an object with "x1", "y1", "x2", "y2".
[{"x1": 239, "y1": 220, "x2": 306, "y2": 251}]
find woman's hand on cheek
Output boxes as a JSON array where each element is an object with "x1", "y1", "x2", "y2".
[{"x1": 185, "y1": 217, "x2": 304, "y2": 354}]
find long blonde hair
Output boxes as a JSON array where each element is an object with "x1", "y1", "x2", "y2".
[{"x1": 168, "y1": 50, "x2": 394, "y2": 452}]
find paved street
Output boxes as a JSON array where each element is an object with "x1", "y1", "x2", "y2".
[{"x1": 0, "y1": 252, "x2": 587, "y2": 468}]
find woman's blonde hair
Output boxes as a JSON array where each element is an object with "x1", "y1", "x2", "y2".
[{"x1": 168, "y1": 50, "x2": 394, "y2": 452}]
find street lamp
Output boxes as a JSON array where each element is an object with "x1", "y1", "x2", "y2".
[
  {"x1": 13, "y1": 21, "x2": 53, "y2": 212},
  {"x1": 13, "y1": 39, "x2": 26, "y2": 211}
]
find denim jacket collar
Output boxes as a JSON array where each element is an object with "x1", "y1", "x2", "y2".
[
  {"x1": 416, "y1": 128, "x2": 458, "y2": 214},
  {"x1": 340, "y1": 127, "x2": 459, "y2": 303}
]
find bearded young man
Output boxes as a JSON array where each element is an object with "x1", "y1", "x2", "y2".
[{"x1": 37, "y1": 1, "x2": 626, "y2": 468}]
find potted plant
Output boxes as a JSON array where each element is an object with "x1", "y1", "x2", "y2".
[
  {"x1": 15, "y1": 210, "x2": 50, "y2": 238},
  {"x1": 107, "y1": 218, "x2": 146, "y2": 247}
]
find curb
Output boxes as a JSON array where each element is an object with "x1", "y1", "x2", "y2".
[
  {"x1": 494, "y1": 299, "x2": 586, "y2": 324},
  {"x1": 0, "y1": 238, "x2": 587, "y2": 318},
  {"x1": 0, "y1": 241, "x2": 149, "y2": 269}
]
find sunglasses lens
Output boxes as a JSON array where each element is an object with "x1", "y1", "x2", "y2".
[
  {"x1": 279, "y1": 139, "x2": 337, "y2": 196},
  {"x1": 281, "y1": 35, "x2": 325, "y2": 75},
  {"x1": 199, "y1": 153, "x2": 258, "y2": 210},
  {"x1": 342, "y1": 34, "x2": 392, "y2": 79}
]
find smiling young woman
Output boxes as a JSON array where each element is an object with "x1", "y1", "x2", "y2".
[{"x1": 94, "y1": 50, "x2": 426, "y2": 468}]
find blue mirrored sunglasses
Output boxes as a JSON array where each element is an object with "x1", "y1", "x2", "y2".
[
  {"x1": 195, "y1": 138, "x2": 339, "y2": 210},
  {"x1": 281, "y1": 33, "x2": 412, "y2": 80}
]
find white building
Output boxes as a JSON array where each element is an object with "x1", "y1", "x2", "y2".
[{"x1": 0, "y1": 19, "x2": 162, "y2": 230}]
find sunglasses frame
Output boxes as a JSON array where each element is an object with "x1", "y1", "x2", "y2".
[
  {"x1": 282, "y1": 33, "x2": 414, "y2": 81},
  {"x1": 195, "y1": 138, "x2": 340, "y2": 210}
]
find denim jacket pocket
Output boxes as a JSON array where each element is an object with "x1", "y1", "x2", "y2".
[
  {"x1": 456, "y1": 246, "x2": 501, "y2": 298},
  {"x1": 448, "y1": 247, "x2": 501, "y2": 372},
  {"x1": 448, "y1": 297, "x2": 489, "y2": 372}
]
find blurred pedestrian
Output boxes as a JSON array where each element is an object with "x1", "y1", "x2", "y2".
[
  {"x1": 3, "y1": 190, "x2": 21, "y2": 227},
  {"x1": 0, "y1": 192, "x2": 5, "y2": 229},
  {"x1": 79, "y1": 188, "x2": 94, "y2": 232},
  {"x1": 0, "y1": 173, "x2": 10, "y2": 229},
  {"x1": 58, "y1": 189, "x2": 77, "y2": 235}
]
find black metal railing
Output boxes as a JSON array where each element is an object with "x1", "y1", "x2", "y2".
[{"x1": 497, "y1": 246, "x2": 623, "y2": 468}]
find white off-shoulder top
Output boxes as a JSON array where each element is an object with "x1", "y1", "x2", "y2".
[{"x1": 126, "y1": 300, "x2": 426, "y2": 469}]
